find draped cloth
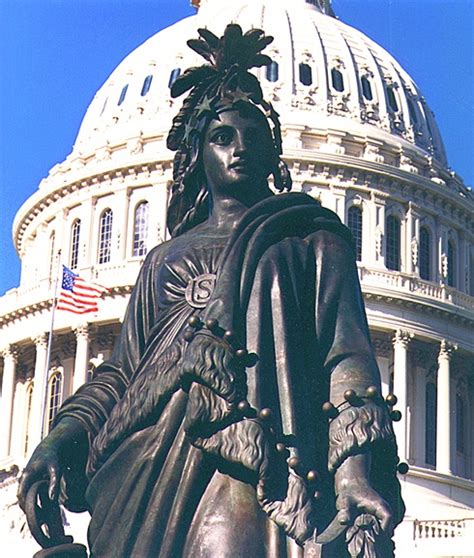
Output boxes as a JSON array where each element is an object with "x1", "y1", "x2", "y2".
[{"x1": 55, "y1": 193, "x2": 403, "y2": 558}]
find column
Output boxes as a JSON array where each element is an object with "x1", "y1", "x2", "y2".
[
  {"x1": 29, "y1": 333, "x2": 49, "y2": 451},
  {"x1": 73, "y1": 323, "x2": 91, "y2": 391},
  {"x1": 0, "y1": 345, "x2": 19, "y2": 456},
  {"x1": 436, "y1": 340, "x2": 456, "y2": 474},
  {"x1": 406, "y1": 203, "x2": 414, "y2": 274},
  {"x1": 392, "y1": 329, "x2": 413, "y2": 462}
]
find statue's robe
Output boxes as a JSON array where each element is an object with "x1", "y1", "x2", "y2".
[{"x1": 55, "y1": 194, "x2": 402, "y2": 557}]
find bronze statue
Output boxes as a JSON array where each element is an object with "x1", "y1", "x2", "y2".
[{"x1": 18, "y1": 25, "x2": 404, "y2": 558}]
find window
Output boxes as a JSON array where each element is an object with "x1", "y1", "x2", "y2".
[
  {"x1": 331, "y1": 68, "x2": 344, "y2": 92},
  {"x1": 348, "y1": 206, "x2": 363, "y2": 261},
  {"x1": 361, "y1": 76, "x2": 373, "y2": 100},
  {"x1": 419, "y1": 227, "x2": 431, "y2": 280},
  {"x1": 266, "y1": 61, "x2": 279, "y2": 83},
  {"x1": 407, "y1": 98, "x2": 418, "y2": 125},
  {"x1": 98, "y1": 209, "x2": 113, "y2": 264},
  {"x1": 46, "y1": 372, "x2": 63, "y2": 434},
  {"x1": 24, "y1": 381, "x2": 33, "y2": 455},
  {"x1": 168, "y1": 68, "x2": 181, "y2": 89},
  {"x1": 456, "y1": 394, "x2": 465, "y2": 453},
  {"x1": 386, "y1": 85, "x2": 398, "y2": 111},
  {"x1": 132, "y1": 201, "x2": 149, "y2": 257},
  {"x1": 141, "y1": 75, "x2": 153, "y2": 97},
  {"x1": 118, "y1": 84, "x2": 128, "y2": 106},
  {"x1": 386, "y1": 215, "x2": 401, "y2": 271},
  {"x1": 299, "y1": 63, "x2": 313, "y2": 86},
  {"x1": 447, "y1": 240, "x2": 456, "y2": 287},
  {"x1": 70, "y1": 219, "x2": 81, "y2": 270},
  {"x1": 425, "y1": 382, "x2": 437, "y2": 466}
]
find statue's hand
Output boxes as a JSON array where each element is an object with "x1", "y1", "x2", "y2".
[
  {"x1": 17, "y1": 418, "x2": 87, "y2": 512},
  {"x1": 334, "y1": 453, "x2": 393, "y2": 536}
]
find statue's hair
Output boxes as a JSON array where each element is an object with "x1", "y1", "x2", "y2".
[{"x1": 165, "y1": 24, "x2": 292, "y2": 237}]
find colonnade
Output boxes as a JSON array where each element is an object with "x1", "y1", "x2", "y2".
[
  {"x1": 0, "y1": 325, "x2": 470, "y2": 478},
  {"x1": 390, "y1": 329, "x2": 460, "y2": 476},
  {"x1": 0, "y1": 324, "x2": 92, "y2": 458}
]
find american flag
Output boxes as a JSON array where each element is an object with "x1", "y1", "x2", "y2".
[{"x1": 56, "y1": 266, "x2": 109, "y2": 314}]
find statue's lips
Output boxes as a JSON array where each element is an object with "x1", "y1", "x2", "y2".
[{"x1": 229, "y1": 160, "x2": 254, "y2": 173}]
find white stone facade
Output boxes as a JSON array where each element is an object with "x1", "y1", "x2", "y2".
[{"x1": 1, "y1": 0, "x2": 473, "y2": 556}]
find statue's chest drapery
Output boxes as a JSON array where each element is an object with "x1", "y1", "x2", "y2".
[{"x1": 151, "y1": 241, "x2": 228, "y2": 342}]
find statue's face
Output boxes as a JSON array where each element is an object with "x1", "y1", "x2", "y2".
[{"x1": 202, "y1": 106, "x2": 273, "y2": 199}]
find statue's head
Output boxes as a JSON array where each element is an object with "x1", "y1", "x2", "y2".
[{"x1": 166, "y1": 24, "x2": 292, "y2": 237}]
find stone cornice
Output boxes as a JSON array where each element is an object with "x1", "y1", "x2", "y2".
[
  {"x1": 13, "y1": 159, "x2": 173, "y2": 254},
  {"x1": 362, "y1": 288, "x2": 474, "y2": 328},
  {"x1": 13, "y1": 141, "x2": 473, "y2": 255}
]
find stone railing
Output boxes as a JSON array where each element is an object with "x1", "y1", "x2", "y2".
[
  {"x1": 413, "y1": 518, "x2": 473, "y2": 540},
  {"x1": 413, "y1": 517, "x2": 474, "y2": 542},
  {"x1": 358, "y1": 266, "x2": 474, "y2": 313}
]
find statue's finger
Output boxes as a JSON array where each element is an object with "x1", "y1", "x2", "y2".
[
  {"x1": 47, "y1": 463, "x2": 61, "y2": 501},
  {"x1": 17, "y1": 471, "x2": 32, "y2": 511},
  {"x1": 357, "y1": 497, "x2": 393, "y2": 534},
  {"x1": 336, "y1": 494, "x2": 353, "y2": 525}
]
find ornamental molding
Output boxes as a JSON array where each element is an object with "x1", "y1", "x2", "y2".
[
  {"x1": 438, "y1": 339, "x2": 458, "y2": 361},
  {"x1": 1, "y1": 345, "x2": 19, "y2": 362},
  {"x1": 14, "y1": 160, "x2": 173, "y2": 254},
  {"x1": 73, "y1": 323, "x2": 91, "y2": 341},
  {"x1": 392, "y1": 329, "x2": 414, "y2": 347},
  {"x1": 32, "y1": 333, "x2": 48, "y2": 349},
  {"x1": 362, "y1": 289, "x2": 474, "y2": 330},
  {"x1": 14, "y1": 135, "x2": 473, "y2": 255}
]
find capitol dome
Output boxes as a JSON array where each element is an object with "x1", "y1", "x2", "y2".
[{"x1": 1, "y1": 1, "x2": 473, "y2": 556}]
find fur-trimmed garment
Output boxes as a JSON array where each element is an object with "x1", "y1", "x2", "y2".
[{"x1": 55, "y1": 193, "x2": 403, "y2": 557}]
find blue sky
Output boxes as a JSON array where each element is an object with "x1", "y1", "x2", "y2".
[{"x1": 0, "y1": 0, "x2": 473, "y2": 295}]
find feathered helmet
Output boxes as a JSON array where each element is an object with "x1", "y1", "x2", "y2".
[{"x1": 166, "y1": 24, "x2": 292, "y2": 237}]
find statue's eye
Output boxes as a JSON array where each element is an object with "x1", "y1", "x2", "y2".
[{"x1": 210, "y1": 128, "x2": 233, "y2": 145}]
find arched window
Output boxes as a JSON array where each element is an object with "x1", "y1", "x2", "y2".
[
  {"x1": 425, "y1": 382, "x2": 437, "y2": 466},
  {"x1": 141, "y1": 75, "x2": 153, "y2": 97},
  {"x1": 447, "y1": 240, "x2": 456, "y2": 287},
  {"x1": 132, "y1": 201, "x2": 149, "y2": 257},
  {"x1": 98, "y1": 209, "x2": 113, "y2": 264},
  {"x1": 347, "y1": 206, "x2": 363, "y2": 261},
  {"x1": 168, "y1": 68, "x2": 181, "y2": 89},
  {"x1": 456, "y1": 394, "x2": 465, "y2": 453},
  {"x1": 386, "y1": 215, "x2": 401, "y2": 271},
  {"x1": 386, "y1": 85, "x2": 399, "y2": 111},
  {"x1": 266, "y1": 61, "x2": 279, "y2": 83},
  {"x1": 361, "y1": 76, "x2": 373, "y2": 101},
  {"x1": 118, "y1": 84, "x2": 128, "y2": 106},
  {"x1": 70, "y1": 219, "x2": 81, "y2": 270},
  {"x1": 46, "y1": 371, "x2": 63, "y2": 434},
  {"x1": 299, "y1": 63, "x2": 313, "y2": 86},
  {"x1": 24, "y1": 381, "x2": 34, "y2": 455},
  {"x1": 407, "y1": 98, "x2": 418, "y2": 125},
  {"x1": 331, "y1": 68, "x2": 344, "y2": 92},
  {"x1": 419, "y1": 226, "x2": 431, "y2": 280},
  {"x1": 49, "y1": 232, "x2": 56, "y2": 281}
]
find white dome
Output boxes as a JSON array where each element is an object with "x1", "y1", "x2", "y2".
[{"x1": 75, "y1": 0, "x2": 447, "y2": 166}]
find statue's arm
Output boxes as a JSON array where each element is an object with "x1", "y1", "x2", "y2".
[
  {"x1": 311, "y1": 230, "x2": 403, "y2": 533},
  {"x1": 18, "y1": 245, "x2": 163, "y2": 510}
]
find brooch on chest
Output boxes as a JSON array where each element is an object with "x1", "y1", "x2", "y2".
[{"x1": 185, "y1": 273, "x2": 217, "y2": 308}]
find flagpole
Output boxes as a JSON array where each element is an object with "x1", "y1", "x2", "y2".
[{"x1": 40, "y1": 249, "x2": 62, "y2": 440}]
